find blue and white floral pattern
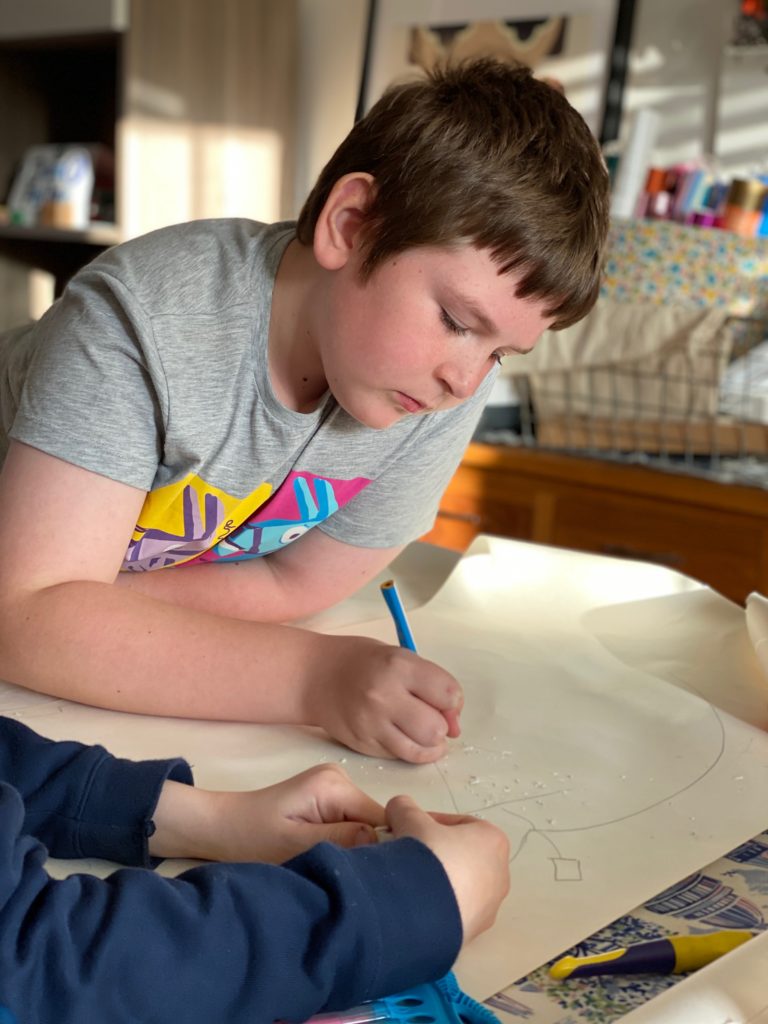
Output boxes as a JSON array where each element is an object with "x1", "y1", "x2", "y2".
[{"x1": 485, "y1": 829, "x2": 768, "y2": 1023}]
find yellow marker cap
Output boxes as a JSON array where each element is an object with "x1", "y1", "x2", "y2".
[{"x1": 549, "y1": 947, "x2": 626, "y2": 979}]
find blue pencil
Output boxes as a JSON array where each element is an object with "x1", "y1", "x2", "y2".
[
  {"x1": 380, "y1": 579, "x2": 417, "y2": 651},
  {"x1": 379, "y1": 579, "x2": 461, "y2": 740}
]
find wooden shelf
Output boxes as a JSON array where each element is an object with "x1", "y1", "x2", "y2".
[
  {"x1": 0, "y1": 0, "x2": 298, "y2": 319},
  {"x1": 724, "y1": 43, "x2": 768, "y2": 58},
  {"x1": 0, "y1": 222, "x2": 120, "y2": 246},
  {"x1": 0, "y1": 222, "x2": 120, "y2": 296}
]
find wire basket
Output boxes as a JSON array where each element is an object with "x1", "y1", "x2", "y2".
[{"x1": 476, "y1": 220, "x2": 768, "y2": 487}]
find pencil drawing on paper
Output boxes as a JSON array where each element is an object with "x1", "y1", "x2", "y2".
[
  {"x1": 425, "y1": 704, "x2": 726, "y2": 883},
  {"x1": 387, "y1": 631, "x2": 734, "y2": 884}
]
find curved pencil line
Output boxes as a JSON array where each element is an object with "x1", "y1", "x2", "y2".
[
  {"x1": 501, "y1": 813, "x2": 563, "y2": 864},
  {"x1": 439, "y1": 703, "x2": 726, "y2": 838},
  {"x1": 502, "y1": 816, "x2": 536, "y2": 863},
  {"x1": 537, "y1": 703, "x2": 726, "y2": 834},
  {"x1": 432, "y1": 759, "x2": 461, "y2": 814}
]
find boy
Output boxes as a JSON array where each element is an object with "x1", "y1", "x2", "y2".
[
  {"x1": 0, "y1": 61, "x2": 610, "y2": 763},
  {"x1": 0, "y1": 714, "x2": 509, "y2": 1023}
]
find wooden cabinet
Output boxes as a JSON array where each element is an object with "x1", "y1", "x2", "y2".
[{"x1": 423, "y1": 443, "x2": 768, "y2": 604}]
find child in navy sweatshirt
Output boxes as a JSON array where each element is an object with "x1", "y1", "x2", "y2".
[{"x1": 0, "y1": 716, "x2": 509, "y2": 1024}]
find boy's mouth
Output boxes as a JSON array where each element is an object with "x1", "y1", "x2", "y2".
[{"x1": 393, "y1": 390, "x2": 426, "y2": 413}]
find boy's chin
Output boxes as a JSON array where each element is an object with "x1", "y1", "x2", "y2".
[
  {"x1": 334, "y1": 392, "x2": 409, "y2": 430},
  {"x1": 347, "y1": 409, "x2": 403, "y2": 430}
]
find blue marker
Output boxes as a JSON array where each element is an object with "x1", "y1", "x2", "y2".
[{"x1": 380, "y1": 579, "x2": 417, "y2": 651}]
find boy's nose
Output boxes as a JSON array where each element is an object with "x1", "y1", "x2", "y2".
[{"x1": 436, "y1": 356, "x2": 490, "y2": 401}]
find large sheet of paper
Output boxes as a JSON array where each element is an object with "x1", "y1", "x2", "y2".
[{"x1": 3, "y1": 536, "x2": 768, "y2": 1001}]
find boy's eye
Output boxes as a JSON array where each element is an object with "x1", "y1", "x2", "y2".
[{"x1": 439, "y1": 308, "x2": 469, "y2": 336}]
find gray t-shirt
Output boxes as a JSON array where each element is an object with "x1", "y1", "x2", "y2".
[{"x1": 0, "y1": 219, "x2": 494, "y2": 571}]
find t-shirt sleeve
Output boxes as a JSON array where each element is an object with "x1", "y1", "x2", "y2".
[
  {"x1": 9, "y1": 264, "x2": 165, "y2": 491},
  {"x1": 318, "y1": 368, "x2": 496, "y2": 549}
]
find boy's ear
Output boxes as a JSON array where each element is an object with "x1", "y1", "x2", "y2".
[{"x1": 313, "y1": 172, "x2": 376, "y2": 271}]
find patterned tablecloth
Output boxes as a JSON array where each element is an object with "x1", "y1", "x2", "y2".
[{"x1": 486, "y1": 829, "x2": 768, "y2": 1022}]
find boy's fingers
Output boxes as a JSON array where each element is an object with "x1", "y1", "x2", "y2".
[
  {"x1": 443, "y1": 707, "x2": 461, "y2": 738},
  {"x1": 409, "y1": 672, "x2": 463, "y2": 736},
  {"x1": 385, "y1": 799, "x2": 476, "y2": 832},
  {"x1": 311, "y1": 822, "x2": 378, "y2": 849},
  {"x1": 426, "y1": 810, "x2": 477, "y2": 826},
  {"x1": 386, "y1": 723, "x2": 446, "y2": 764},
  {"x1": 392, "y1": 701, "x2": 448, "y2": 751},
  {"x1": 384, "y1": 793, "x2": 429, "y2": 832},
  {"x1": 319, "y1": 788, "x2": 387, "y2": 827},
  {"x1": 307, "y1": 769, "x2": 386, "y2": 826},
  {"x1": 332, "y1": 722, "x2": 445, "y2": 764},
  {"x1": 417, "y1": 681, "x2": 464, "y2": 715}
]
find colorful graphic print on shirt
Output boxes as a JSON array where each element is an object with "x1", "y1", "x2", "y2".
[{"x1": 122, "y1": 470, "x2": 371, "y2": 572}]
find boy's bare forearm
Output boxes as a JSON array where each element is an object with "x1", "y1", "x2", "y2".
[
  {"x1": 0, "y1": 554, "x2": 462, "y2": 763},
  {"x1": 115, "y1": 559, "x2": 312, "y2": 622},
  {"x1": 115, "y1": 532, "x2": 402, "y2": 624},
  {"x1": 0, "y1": 580, "x2": 324, "y2": 721}
]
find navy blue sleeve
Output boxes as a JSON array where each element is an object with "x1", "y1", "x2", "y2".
[
  {"x1": 0, "y1": 716, "x2": 463, "y2": 1022},
  {"x1": 0, "y1": 788, "x2": 461, "y2": 1024},
  {"x1": 0, "y1": 715, "x2": 192, "y2": 866}
]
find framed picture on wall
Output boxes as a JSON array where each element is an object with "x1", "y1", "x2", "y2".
[{"x1": 357, "y1": 0, "x2": 620, "y2": 138}]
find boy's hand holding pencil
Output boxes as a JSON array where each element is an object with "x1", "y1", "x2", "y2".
[
  {"x1": 381, "y1": 579, "x2": 463, "y2": 739},
  {"x1": 303, "y1": 634, "x2": 463, "y2": 763},
  {"x1": 300, "y1": 579, "x2": 462, "y2": 764}
]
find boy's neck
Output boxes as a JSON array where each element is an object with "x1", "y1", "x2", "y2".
[{"x1": 268, "y1": 238, "x2": 329, "y2": 413}]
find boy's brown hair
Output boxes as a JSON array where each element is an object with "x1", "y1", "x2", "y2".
[{"x1": 297, "y1": 59, "x2": 610, "y2": 330}]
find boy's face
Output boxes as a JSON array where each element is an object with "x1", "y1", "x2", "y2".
[{"x1": 314, "y1": 242, "x2": 553, "y2": 430}]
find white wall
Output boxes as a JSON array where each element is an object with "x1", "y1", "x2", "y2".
[
  {"x1": 620, "y1": 0, "x2": 768, "y2": 174},
  {"x1": 293, "y1": 0, "x2": 367, "y2": 215},
  {"x1": 715, "y1": 48, "x2": 768, "y2": 174},
  {"x1": 294, "y1": 0, "x2": 768, "y2": 200}
]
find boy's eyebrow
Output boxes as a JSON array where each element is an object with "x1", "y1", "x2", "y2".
[
  {"x1": 445, "y1": 288, "x2": 534, "y2": 353},
  {"x1": 446, "y1": 290, "x2": 497, "y2": 334},
  {"x1": 444, "y1": 286, "x2": 540, "y2": 354}
]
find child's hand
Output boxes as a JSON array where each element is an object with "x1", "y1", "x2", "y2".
[
  {"x1": 304, "y1": 636, "x2": 463, "y2": 763},
  {"x1": 385, "y1": 796, "x2": 510, "y2": 945},
  {"x1": 149, "y1": 764, "x2": 385, "y2": 864}
]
